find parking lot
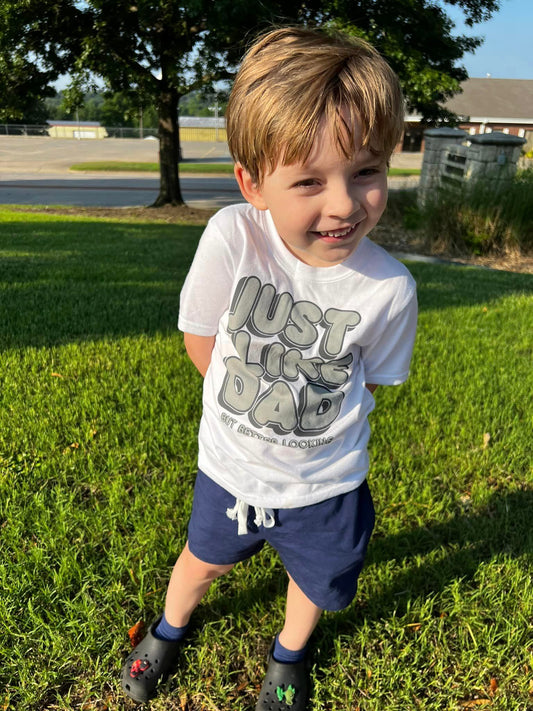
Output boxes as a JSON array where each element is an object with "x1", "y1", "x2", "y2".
[
  {"x1": 0, "y1": 136, "x2": 238, "y2": 208},
  {"x1": 0, "y1": 136, "x2": 420, "y2": 208}
]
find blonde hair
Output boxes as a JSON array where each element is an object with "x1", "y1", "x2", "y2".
[{"x1": 226, "y1": 26, "x2": 404, "y2": 184}]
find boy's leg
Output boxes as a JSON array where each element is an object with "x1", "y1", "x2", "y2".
[
  {"x1": 278, "y1": 574, "x2": 322, "y2": 651},
  {"x1": 164, "y1": 541, "x2": 235, "y2": 627},
  {"x1": 256, "y1": 575, "x2": 319, "y2": 710},
  {"x1": 121, "y1": 541, "x2": 234, "y2": 703}
]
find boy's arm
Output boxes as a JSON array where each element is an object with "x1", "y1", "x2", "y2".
[
  {"x1": 366, "y1": 384, "x2": 378, "y2": 394},
  {"x1": 183, "y1": 332, "x2": 216, "y2": 378}
]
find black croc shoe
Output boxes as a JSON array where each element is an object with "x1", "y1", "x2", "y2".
[
  {"x1": 120, "y1": 617, "x2": 182, "y2": 703},
  {"x1": 255, "y1": 641, "x2": 310, "y2": 710}
]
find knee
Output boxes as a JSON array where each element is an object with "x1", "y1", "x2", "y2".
[
  {"x1": 192, "y1": 558, "x2": 234, "y2": 583},
  {"x1": 182, "y1": 543, "x2": 234, "y2": 582}
]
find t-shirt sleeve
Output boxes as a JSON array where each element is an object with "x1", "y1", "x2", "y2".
[
  {"x1": 178, "y1": 220, "x2": 235, "y2": 336},
  {"x1": 361, "y1": 282, "x2": 418, "y2": 385}
]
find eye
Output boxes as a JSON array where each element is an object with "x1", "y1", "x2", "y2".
[
  {"x1": 293, "y1": 178, "x2": 320, "y2": 189},
  {"x1": 355, "y1": 167, "x2": 381, "y2": 179}
]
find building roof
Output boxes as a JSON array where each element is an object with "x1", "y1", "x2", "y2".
[
  {"x1": 179, "y1": 116, "x2": 225, "y2": 128},
  {"x1": 46, "y1": 120, "x2": 103, "y2": 127},
  {"x1": 445, "y1": 78, "x2": 533, "y2": 123}
]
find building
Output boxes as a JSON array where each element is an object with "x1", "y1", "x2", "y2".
[
  {"x1": 447, "y1": 78, "x2": 533, "y2": 143},
  {"x1": 402, "y1": 77, "x2": 533, "y2": 152},
  {"x1": 46, "y1": 120, "x2": 108, "y2": 139}
]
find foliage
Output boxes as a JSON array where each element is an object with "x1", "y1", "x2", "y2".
[
  {"x1": 99, "y1": 91, "x2": 159, "y2": 128},
  {"x1": 60, "y1": 72, "x2": 92, "y2": 117},
  {"x1": 0, "y1": 55, "x2": 53, "y2": 123},
  {"x1": 44, "y1": 89, "x2": 212, "y2": 126},
  {"x1": 0, "y1": 0, "x2": 82, "y2": 122},
  {"x1": 415, "y1": 170, "x2": 533, "y2": 255},
  {"x1": 180, "y1": 89, "x2": 228, "y2": 118},
  {"x1": 45, "y1": 91, "x2": 104, "y2": 122},
  {"x1": 0, "y1": 208, "x2": 532, "y2": 709}
]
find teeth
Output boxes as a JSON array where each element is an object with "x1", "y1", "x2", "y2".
[{"x1": 319, "y1": 225, "x2": 354, "y2": 237}]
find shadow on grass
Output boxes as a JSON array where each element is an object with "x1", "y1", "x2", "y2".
[
  {"x1": 361, "y1": 487, "x2": 533, "y2": 615},
  {"x1": 195, "y1": 488, "x2": 532, "y2": 632},
  {"x1": 406, "y1": 260, "x2": 533, "y2": 312},
  {"x1": 1, "y1": 217, "x2": 533, "y2": 351},
  {"x1": 304, "y1": 486, "x2": 533, "y2": 665},
  {"x1": 0, "y1": 218, "x2": 202, "y2": 350}
]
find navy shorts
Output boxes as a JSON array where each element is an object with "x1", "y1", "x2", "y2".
[{"x1": 187, "y1": 470, "x2": 375, "y2": 611}]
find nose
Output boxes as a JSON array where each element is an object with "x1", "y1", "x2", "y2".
[{"x1": 325, "y1": 181, "x2": 360, "y2": 220}]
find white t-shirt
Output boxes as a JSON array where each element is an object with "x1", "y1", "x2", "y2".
[{"x1": 178, "y1": 203, "x2": 417, "y2": 509}]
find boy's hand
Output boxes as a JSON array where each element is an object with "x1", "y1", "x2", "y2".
[{"x1": 184, "y1": 333, "x2": 216, "y2": 377}]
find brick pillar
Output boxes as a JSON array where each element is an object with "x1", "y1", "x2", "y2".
[
  {"x1": 419, "y1": 128, "x2": 468, "y2": 203},
  {"x1": 465, "y1": 132, "x2": 526, "y2": 187}
]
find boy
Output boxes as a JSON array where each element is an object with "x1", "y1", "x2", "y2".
[{"x1": 121, "y1": 26, "x2": 417, "y2": 710}]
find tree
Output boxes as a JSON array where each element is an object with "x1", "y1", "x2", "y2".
[
  {"x1": 99, "y1": 91, "x2": 158, "y2": 130},
  {"x1": 179, "y1": 90, "x2": 228, "y2": 119},
  {"x1": 69, "y1": 0, "x2": 314, "y2": 206},
  {"x1": 0, "y1": 39, "x2": 55, "y2": 123},
  {"x1": 0, "y1": 0, "x2": 500, "y2": 205},
  {"x1": 0, "y1": 0, "x2": 84, "y2": 122}
]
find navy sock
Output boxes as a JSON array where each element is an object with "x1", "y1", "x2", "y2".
[
  {"x1": 153, "y1": 613, "x2": 189, "y2": 642},
  {"x1": 272, "y1": 634, "x2": 307, "y2": 664}
]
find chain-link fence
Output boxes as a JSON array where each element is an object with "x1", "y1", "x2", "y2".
[
  {"x1": 0, "y1": 124, "x2": 49, "y2": 136},
  {"x1": 0, "y1": 122, "x2": 226, "y2": 141}
]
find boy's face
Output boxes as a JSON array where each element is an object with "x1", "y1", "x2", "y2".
[{"x1": 235, "y1": 120, "x2": 389, "y2": 268}]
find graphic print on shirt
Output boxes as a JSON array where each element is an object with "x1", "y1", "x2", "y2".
[{"x1": 217, "y1": 276, "x2": 361, "y2": 439}]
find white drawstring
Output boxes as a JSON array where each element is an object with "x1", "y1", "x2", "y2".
[
  {"x1": 253, "y1": 506, "x2": 276, "y2": 531},
  {"x1": 225, "y1": 499, "x2": 250, "y2": 536},
  {"x1": 226, "y1": 499, "x2": 276, "y2": 536}
]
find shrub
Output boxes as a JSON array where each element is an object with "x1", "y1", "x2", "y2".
[
  {"x1": 419, "y1": 169, "x2": 533, "y2": 255},
  {"x1": 383, "y1": 189, "x2": 420, "y2": 227}
]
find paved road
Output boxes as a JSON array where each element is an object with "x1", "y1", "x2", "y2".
[
  {"x1": 0, "y1": 173, "x2": 242, "y2": 209},
  {"x1": 0, "y1": 136, "x2": 242, "y2": 207},
  {"x1": 0, "y1": 135, "x2": 241, "y2": 208},
  {"x1": 0, "y1": 136, "x2": 421, "y2": 208}
]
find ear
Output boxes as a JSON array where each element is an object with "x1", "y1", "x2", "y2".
[{"x1": 234, "y1": 163, "x2": 268, "y2": 210}]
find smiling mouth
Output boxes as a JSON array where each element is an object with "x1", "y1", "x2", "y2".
[{"x1": 316, "y1": 223, "x2": 358, "y2": 239}]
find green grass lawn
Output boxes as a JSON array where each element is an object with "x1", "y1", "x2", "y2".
[
  {"x1": 0, "y1": 207, "x2": 531, "y2": 710},
  {"x1": 69, "y1": 161, "x2": 235, "y2": 174},
  {"x1": 68, "y1": 161, "x2": 421, "y2": 178}
]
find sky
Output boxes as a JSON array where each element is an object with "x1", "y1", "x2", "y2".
[{"x1": 443, "y1": 0, "x2": 532, "y2": 79}]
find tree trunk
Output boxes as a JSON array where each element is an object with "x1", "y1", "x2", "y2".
[{"x1": 153, "y1": 86, "x2": 184, "y2": 206}]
